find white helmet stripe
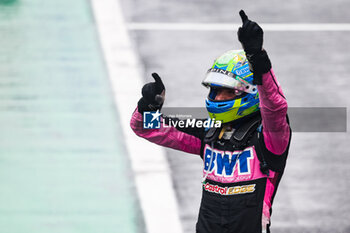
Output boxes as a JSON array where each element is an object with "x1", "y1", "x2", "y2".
[{"x1": 202, "y1": 70, "x2": 257, "y2": 94}]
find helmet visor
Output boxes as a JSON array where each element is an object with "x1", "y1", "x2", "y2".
[{"x1": 202, "y1": 69, "x2": 257, "y2": 94}]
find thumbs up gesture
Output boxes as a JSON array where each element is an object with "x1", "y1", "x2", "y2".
[
  {"x1": 237, "y1": 10, "x2": 264, "y2": 55},
  {"x1": 236, "y1": 10, "x2": 271, "y2": 85},
  {"x1": 137, "y1": 73, "x2": 166, "y2": 113}
]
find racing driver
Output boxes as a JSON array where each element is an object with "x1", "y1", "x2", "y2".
[{"x1": 130, "y1": 10, "x2": 292, "y2": 233}]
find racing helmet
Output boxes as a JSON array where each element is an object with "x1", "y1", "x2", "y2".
[{"x1": 202, "y1": 50, "x2": 260, "y2": 123}]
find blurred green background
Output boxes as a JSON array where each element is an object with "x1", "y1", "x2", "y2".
[{"x1": 0, "y1": 0, "x2": 141, "y2": 232}]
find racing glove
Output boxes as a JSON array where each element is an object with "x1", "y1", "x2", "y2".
[
  {"x1": 237, "y1": 10, "x2": 271, "y2": 85},
  {"x1": 137, "y1": 73, "x2": 165, "y2": 113}
]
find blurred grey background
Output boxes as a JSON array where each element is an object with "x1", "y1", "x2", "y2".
[{"x1": 120, "y1": 0, "x2": 350, "y2": 232}]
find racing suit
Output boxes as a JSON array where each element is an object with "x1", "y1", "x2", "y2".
[{"x1": 130, "y1": 68, "x2": 291, "y2": 233}]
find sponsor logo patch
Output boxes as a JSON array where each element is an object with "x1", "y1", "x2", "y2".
[
  {"x1": 203, "y1": 182, "x2": 256, "y2": 195},
  {"x1": 203, "y1": 145, "x2": 254, "y2": 177}
]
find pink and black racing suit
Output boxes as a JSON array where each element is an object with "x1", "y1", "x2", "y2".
[{"x1": 130, "y1": 69, "x2": 291, "y2": 233}]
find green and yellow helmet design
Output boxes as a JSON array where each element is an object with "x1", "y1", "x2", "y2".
[{"x1": 202, "y1": 50, "x2": 260, "y2": 123}]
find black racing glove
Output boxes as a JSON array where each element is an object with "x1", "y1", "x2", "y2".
[
  {"x1": 137, "y1": 73, "x2": 165, "y2": 113},
  {"x1": 237, "y1": 10, "x2": 271, "y2": 85}
]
